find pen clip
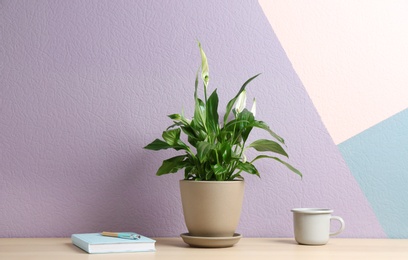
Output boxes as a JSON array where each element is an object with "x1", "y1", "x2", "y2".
[
  {"x1": 101, "y1": 231, "x2": 141, "y2": 240},
  {"x1": 118, "y1": 233, "x2": 141, "y2": 240}
]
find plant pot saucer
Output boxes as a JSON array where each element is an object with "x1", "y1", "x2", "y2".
[{"x1": 180, "y1": 233, "x2": 242, "y2": 248}]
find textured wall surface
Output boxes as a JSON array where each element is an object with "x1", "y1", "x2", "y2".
[
  {"x1": 1, "y1": 0, "x2": 384, "y2": 238},
  {"x1": 260, "y1": 0, "x2": 408, "y2": 238},
  {"x1": 260, "y1": 0, "x2": 408, "y2": 144},
  {"x1": 339, "y1": 109, "x2": 408, "y2": 238}
]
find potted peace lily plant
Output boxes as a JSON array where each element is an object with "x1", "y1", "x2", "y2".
[{"x1": 144, "y1": 42, "x2": 302, "y2": 247}]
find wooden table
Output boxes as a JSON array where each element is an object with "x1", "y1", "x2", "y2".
[{"x1": 1, "y1": 238, "x2": 408, "y2": 260}]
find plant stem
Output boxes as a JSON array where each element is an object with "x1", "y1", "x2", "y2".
[{"x1": 204, "y1": 83, "x2": 208, "y2": 104}]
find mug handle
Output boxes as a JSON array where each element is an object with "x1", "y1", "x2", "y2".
[{"x1": 329, "y1": 216, "x2": 345, "y2": 236}]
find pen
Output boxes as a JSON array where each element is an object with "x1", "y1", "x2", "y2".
[{"x1": 101, "y1": 231, "x2": 141, "y2": 240}]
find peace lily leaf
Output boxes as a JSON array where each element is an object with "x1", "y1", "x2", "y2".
[
  {"x1": 186, "y1": 134, "x2": 198, "y2": 147},
  {"x1": 219, "y1": 142, "x2": 232, "y2": 164},
  {"x1": 169, "y1": 113, "x2": 191, "y2": 126},
  {"x1": 168, "y1": 114, "x2": 181, "y2": 121},
  {"x1": 166, "y1": 122, "x2": 182, "y2": 130},
  {"x1": 184, "y1": 166, "x2": 193, "y2": 180},
  {"x1": 229, "y1": 173, "x2": 244, "y2": 180},
  {"x1": 162, "y1": 129, "x2": 189, "y2": 150},
  {"x1": 156, "y1": 155, "x2": 188, "y2": 176},
  {"x1": 197, "y1": 129, "x2": 207, "y2": 141},
  {"x1": 248, "y1": 139, "x2": 288, "y2": 157},
  {"x1": 236, "y1": 161, "x2": 260, "y2": 177},
  {"x1": 197, "y1": 141, "x2": 214, "y2": 163},
  {"x1": 205, "y1": 169, "x2": 214, "y2": 180},
  {"x1": 241, "y1": 152, "x2": 247, "y2": 163},
  {"x1": 194, "y1": 69, "x2": 199, "y2": 100},
  {"x1": 237, "y1": 109, "x2": 255, "y2": 142},
  {"x1": 251, "y1": 155, "x2": 302, "y2": 178},
  {"x1": 193, "y1": 97, "x2": 206, "y2": 130},
  {"x1": 181, "y1": 126, "x2": 197, "y2": 140},
  {"x1": 212, "y1": 164, "x2": 227, "y2": 180},
  {"x1": 162, "y1": 129, "x2": 181, "y2": 146},
  {"x1": 206, "y1": 90, "x2": 219, "y2": 135},
  {"x1": 251, "y1": 120, "x2": 285, "y2": 144},
  {"x1": 144, "y1": 139, "x2": 172, "y2": 151},
  {"x1": 223, "y1": 118, "x2": 248, "y2": 130}
]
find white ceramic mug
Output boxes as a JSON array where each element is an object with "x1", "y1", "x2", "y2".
[{"x1": 291, "y1": 208, "x2": 345, "y2": 245}]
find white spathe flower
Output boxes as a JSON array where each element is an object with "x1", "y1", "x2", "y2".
[
  {"x1": 250, "y1": 98, "x2": 256, "y2": 117},
  {"x1": 235, "y1": 90, "x2": 247, "y2": 113},
  {"x1": 241, "y1": 153, "x2": 247, "y2": 163},
  {"x1": 198, "y1": 42, "x2": 209, "y2": 88}
]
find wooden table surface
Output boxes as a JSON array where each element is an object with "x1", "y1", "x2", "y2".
[{"x1": 1, "y1": 237, "x2": 408, "y2": 260}]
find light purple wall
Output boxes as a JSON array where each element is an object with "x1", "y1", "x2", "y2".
[{"x1": 0, "y1": 0, "x2": 385, "y2": 238}]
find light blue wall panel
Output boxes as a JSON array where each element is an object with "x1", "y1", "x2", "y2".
[{"x1": 339, "y1": 108, "x2": 408, "y2": 238}]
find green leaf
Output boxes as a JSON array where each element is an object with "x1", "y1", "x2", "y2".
[
  {"x1": 184, "y1": 166, "x2": 194, "y2": 180},
  {"x1": 251, "y1": 155, "x2": 302, "y2": 178},
  {"x1": 229, "y1": 173, "x2": 244, "y2": 180},
  {"x1": 236, "y1": 109, "x2": 255, "y2": 142},
  {"x1": 162, "y1": 129, "x2": 181, "y2": 146},
  {"x1": 205, "y1": 169, "x2": 214, "y2": 180},
  {"x1": 190, "y1": 104, "x2": 208, "y2": 142},
  {"x1": 236, "y1": 161, "x2": 260, "y2": 177},
  {"x1": 144, "y1": 139, "x2": 172, "y2": 151},
  {"x1": 187, "y1": 135, "x2": 198, "y2": 147},
  {"x1": 156, "y1": 155, "x2": 188, "y2": 176},
  {"x1": 168, "y1": 114, "x2": 181, "y2": 121},
  {"x1": 206, "y1": 89, "x2": 219, "y2": 134},
  {"x1": 166, "y1": 122, "x2": 182, "y2": 130},
  {"x1": 197, "y1": 141, "x2": 214, "y2": 163},
  {"x1": 181, "y1": 126, "x2": 197, "y2": 140},
  {"x1": 248, "y1": 139, "x2": 288, "y2": 157},
  {"x1": 252, "y1": 120, "x2": 285, "y2": 144},
  {"x1": 219, "y1": 142, "x2": 232, "y2": 164},
  {"x1": 194, "y1": 70, "x2": 199, "y2": 100},
  {"x1": 193, "y1": 98, "x2": 206, "y2": 130},
  {"x1": 162, "y1": 129, "x2": 189, "y2": 150},
  {"x1": 195, "y1": 129, "x2": 208, "y2": 141},
  {"x1": 212, "y1": 164, "x2": 227, "y2": 181},
  {"x1": 223, "y1": 73, "x2": 261, "y2": 124}
]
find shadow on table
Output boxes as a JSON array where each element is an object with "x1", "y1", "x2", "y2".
[
  {"x1": 269, "y1": 239, "x2": 298, "y2": 245},
  {"x1": 157, "y1": 238, "x2": 190, "y2": 248}
]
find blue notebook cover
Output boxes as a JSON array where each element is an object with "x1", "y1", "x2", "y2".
[{"x1": 71, "y1": 233, "x2": 156, "y2": 254}]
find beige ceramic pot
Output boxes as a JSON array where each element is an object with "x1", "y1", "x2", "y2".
[{"x1": 179, "y1": 180, "x2": 244, "y2": 237}]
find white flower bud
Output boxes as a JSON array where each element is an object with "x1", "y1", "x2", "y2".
[
  {"x1": 250, "y1": 98, "x2": 256, "y2": 117},
  {"x1": 235, "y1": 90, "x2": 247, "y2": 113}
]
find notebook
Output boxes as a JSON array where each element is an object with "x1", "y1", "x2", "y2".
[{"x1": 71, "y1": 233, "x2": 156, "y2": 254}]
